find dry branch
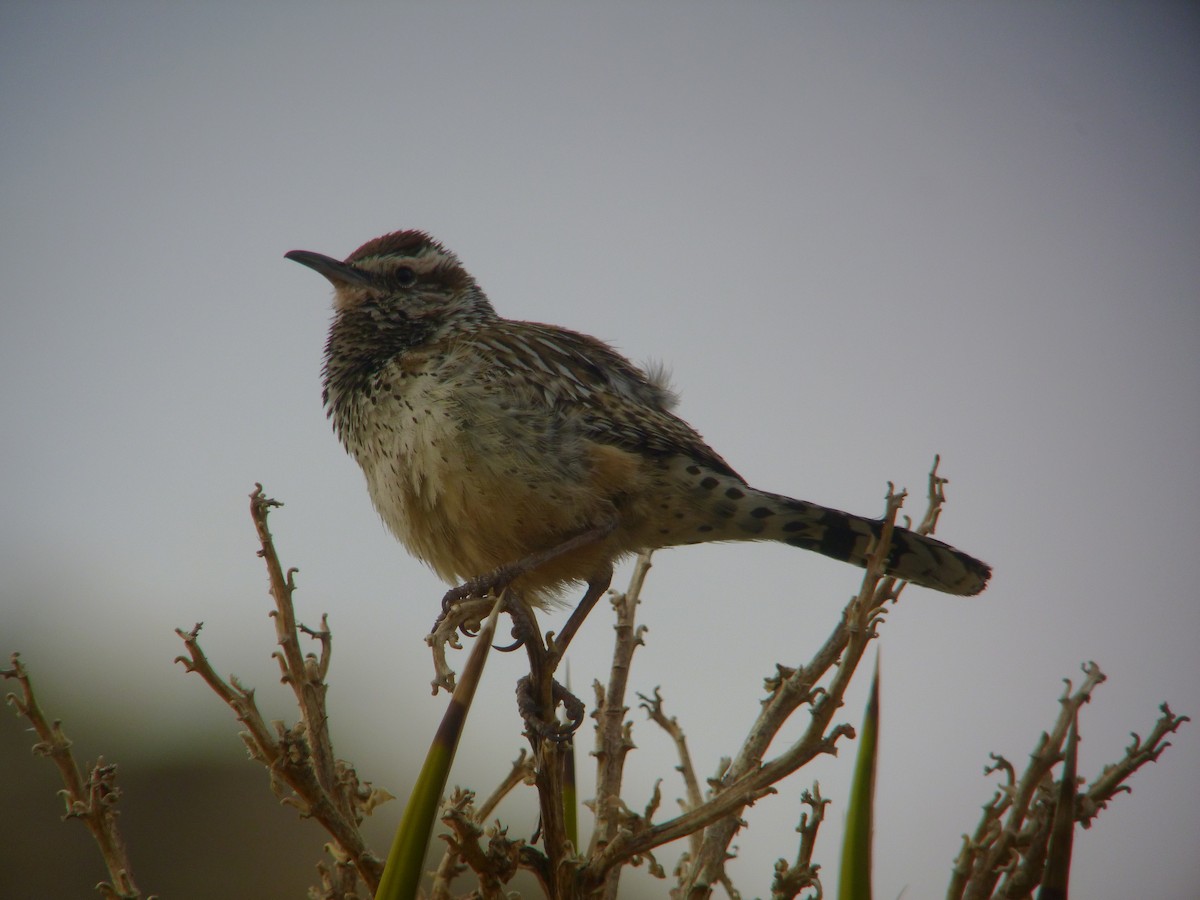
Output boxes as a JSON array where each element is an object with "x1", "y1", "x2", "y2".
[
  {"x1": 174, "y1": 485, "x2": 388, "y2": 895},
  {"x1": 3, "y1": 653, "x2": 149, "y2": 900}
]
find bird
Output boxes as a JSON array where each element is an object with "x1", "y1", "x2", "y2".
[{"x1": 286, "y1": 229, "x2": 991, "y2": 622}]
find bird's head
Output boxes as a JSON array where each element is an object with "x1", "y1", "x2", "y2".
[{"x1": 286, "y1": 229, "x2": 494, "y2": 326}]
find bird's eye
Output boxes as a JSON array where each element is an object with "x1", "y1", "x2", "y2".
[{"x1": 394, "y1": 266, "x2": 417, "y2": 286}]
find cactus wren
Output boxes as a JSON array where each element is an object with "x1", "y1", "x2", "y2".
[{"x1": 286, "y1": 230, "x2": 990, "y2": 617}]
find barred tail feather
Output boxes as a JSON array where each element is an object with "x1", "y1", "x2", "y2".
[{"x1": 762, "y1": 493, "x2": 991, "y2": 596}]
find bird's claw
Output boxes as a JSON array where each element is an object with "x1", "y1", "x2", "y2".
[{"x1": 517, "y1": 675, "x2": 586, "y2": 743}]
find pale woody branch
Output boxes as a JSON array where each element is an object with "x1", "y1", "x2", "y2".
[
  {"x1": 770, "y1": 784, "x2": 829, "y2": 900},
  {"x1": 1080, "y1": 701, "x2": 1188, "y2": 824},
  {"x1": 948, "y1": 663, "x2": 1190, "y2": 900},
  {"x1": 430, "y1": 751, "x2": 536, "y2": 897},
  {"x1": 3, "y1": 653, "x2": 148, "y2": 900},
  {"x1": 588, "y1": 550, "x2": 652, "y2": 900},
  {"x1": 8, "y1": 466, "x2": 1188, "y2": 899},
  {"x1": 174, "y1": 485, "x2": 389, "y2": 897},
  {"x1": 625, "y1": 481, "x2": 915, "y2": 897}
]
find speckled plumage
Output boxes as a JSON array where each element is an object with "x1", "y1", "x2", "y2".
[{"x1": 287, "y1": 230, "x2": 991, "y2": 607}]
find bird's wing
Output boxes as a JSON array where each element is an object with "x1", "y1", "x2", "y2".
[{"x1": 460, "y1": 321, "x2": 745, "y2": 481}]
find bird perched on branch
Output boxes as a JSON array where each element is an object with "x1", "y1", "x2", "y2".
[{"x1": 286, "y1": 230, "x2": 990, "y2": 624}]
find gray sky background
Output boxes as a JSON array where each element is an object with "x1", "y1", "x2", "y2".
[{"x1": 2, "y1": 3, "x2": 1197, "y2": 898}]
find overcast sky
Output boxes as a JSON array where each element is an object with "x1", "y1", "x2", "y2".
[{"x1": 2, "y1": 3, "x2": 1197, "y2": 898}]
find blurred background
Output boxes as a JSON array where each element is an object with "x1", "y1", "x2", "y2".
[{"x1": 2, "y1": 3, "x2": 1197, "y2": 898}]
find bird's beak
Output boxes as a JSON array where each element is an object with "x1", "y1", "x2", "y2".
[{"x1": 284, "y1": 250, "x2": 375, "y2": 288}]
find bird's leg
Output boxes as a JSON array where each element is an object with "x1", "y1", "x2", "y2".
[
  {"x1": 510, "y1": 597, "x2": 565, "y2": 739},
  {"x1": 437, "y1": 521, "x2": 617, "y2": 738},
  {"x1": 505, "y1": 591, "x2": 589, "y2": 742},
  {"x1": 512, "y1": 590, "x2": 583, "y2": 870},
  {"x1": 546, "y1": 563, "x2": 614, "y2": 663},
  {"x1": 499, "y1": 566, "x2": 614, "y2": 657},
  {"x1": 497, "y1": 590, "x2": 542, "y2": 655},
  {"x1": 440, "y1": 516, "x2": 618, "y2": 609},
  {"x1": 520, "y1": 565, "x2": 614, "y2": 738}
]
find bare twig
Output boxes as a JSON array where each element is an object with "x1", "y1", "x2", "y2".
[
  {"x1": 639, "y1": 687, "x2": 704, "y2": 828},
  {"x1": 1080, "y1": 702, "x2": 1189, "y2": 825},
  {"x1": 947, "y1": 664, "x2": 1189, "y2": 900},
  {"x1": 431, "y1": 750, "x2": 537, "y2": 897},
  {"x1": 3, "y1": 653, "x2": 149, "y2": 900},
  {"x1": 588, "y1": 551, "x2": 654, "y2": 899},
  {"x1": 916, "y1": 453, "x2": 948, "y2": 536},
  {"x1": 174, "y1": 485, "x2": 386, "y2": 892},
  {"x1": 659, "y1": 484, "x2": 910, "y2": 898},
  {"x1": 143, "y1": 466, "x2": 1185, "y2": 899},
  {"x1": 951, "y1": 662, "x2": 1105, "y2": 900},
  {"x1": 771, "y1": 783, "x2": 829, "y2": 900},
  {"x1": 437, "y1": 788, "x2": 525, "y2": 899}
]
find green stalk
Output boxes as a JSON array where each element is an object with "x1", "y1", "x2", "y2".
[
  {"x1": 839, "y1": 658, "x2": 880, "y2": 900},
  {"x1": 375, "y1": 603, "x2": 501, "y2": 900}
]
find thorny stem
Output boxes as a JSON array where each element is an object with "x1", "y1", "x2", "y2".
[
  {"x1": 589, "y1": 551, "x2": 654, "y2": 899},
  {"x1": 663, "y1": 484, "x2": 909, "y2": 897},
  {"x1": 431, "y1": 752, "x2": 536, "y2": 896},
  {"x1": 506, "y1": 596, "x2": 573, "y2": 897},
  {"x1": 173, "y1": 485, "x2": 384, "y2": 891},
  {"x1": 429, "y1": 466, "x2": 933, "y2": 896},
  {"x1": 951, "y1": 662, "x2": 1105, "y2": 900},
  {"x1": 10, "y1": 465, "x2": 1175, "y2": 900},
  {"x1": 1081, "y1": 701, "x2": 1189, "y2": 824},
  {"x1": 948, "y1": 665, "x2": 1189, "y2": 900},
  {"x1": 639, "y1": 686, "x2": 705, "y2": 862},
  {"x1": 249, "y1": 487, "x2": 338, "y2": 796},
  {"x1": 9, "y1": 464, "x2": 1189, "y2": 900},
  {"x1": 3, "y1": 654, "x2": 147, "y2": 900},
  {"x1": 771, "y1": 783, "x2": 829, "y2": 900}
]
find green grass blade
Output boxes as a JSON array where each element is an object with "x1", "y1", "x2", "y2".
[
  {"x1": 839, "y1": 658, "x2": 880, "y2": 900},
  {"x1": 375, "y1": 602, "x2": 502, "y2": 900}
]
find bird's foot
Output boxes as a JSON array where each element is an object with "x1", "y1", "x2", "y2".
[
  {"x1": 517, "y1": 675, "x2": 586, "y2": 743},
  {"x1": 441, "y1": 564, "x2": 520, "y2": 612}
]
